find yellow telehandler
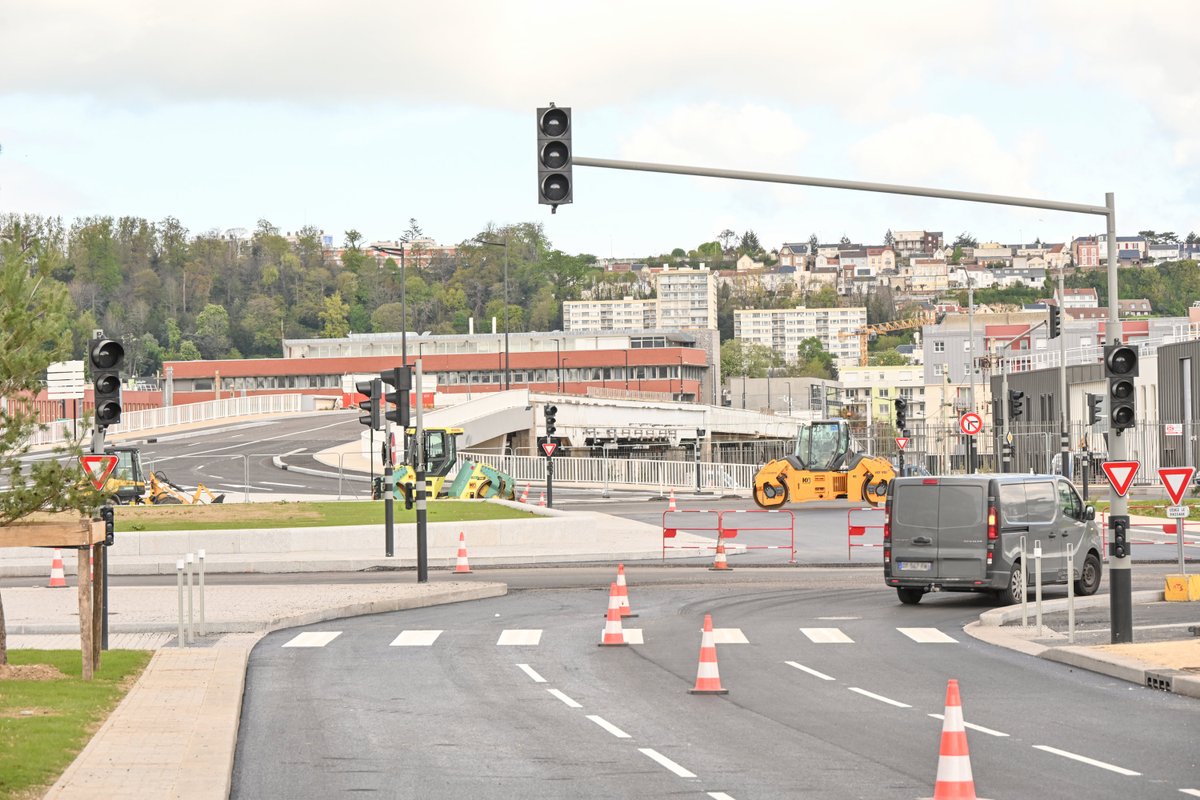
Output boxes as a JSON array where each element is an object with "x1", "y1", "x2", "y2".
[{"x1": 752, "y1": 420, "x2": 894, "y2": 509}]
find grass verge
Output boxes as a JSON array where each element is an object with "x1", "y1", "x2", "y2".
[
  {"x1": 0, "y1": 650, "x2": 152, "y2": 800},
  {"x1": 1090, "y1": 498, "x2": 1200, "y2": 520},
  {"x1": 113, "y1": 499, "x2": 538, "y2": 532}
]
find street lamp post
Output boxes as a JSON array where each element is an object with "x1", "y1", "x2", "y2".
[
  {"x1": 622, "y1": 351, "x2": 629, "y2": 391},
  {"x1": 678, "y1": 355, "x2": 684, "y2": 401},
  {"x1": 553, "y1": 338, "x2": 562, "y2": 392},
  {"x1": 476, "y1": 235, "x2": 511, "y2": 390}
]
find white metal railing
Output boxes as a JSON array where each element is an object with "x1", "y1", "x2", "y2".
[
  {"x1": 458, "y1": 451, "x2": 757, "y2": 492},
  {"x1": 26, "y1": 394, "x2": 304, "y2": 448},
  {"x1": 997, "y1": 323, "x2": 1200, "y2": 373}
]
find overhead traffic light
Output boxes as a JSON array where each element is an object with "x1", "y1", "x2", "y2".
[
  {"x1": 1104, "y1": 343, "x2": 1138, "y2": 432},
  {"x1": 357, "y1": 377, "x2": 382, "y2": 430},
  {"x1": 1048, "y1": 304, "x2": 1062, "y2": 339},
  {"x1": 536, "y1": 105, "x2": 572, "y2": 210},
  {"x1": 1008, "y1": 389, "x2": 1024, "y2": 421},
  {"x1": 381, "y1": 366, "x2": 412, "y2": 427},
  {"x1": 1087, "y1": 393, "x2": 1103, "y2": 426},
  {"x1": 544, "y1": 404, "x2": 557, "y2": 436},
  {"x1": 893, "y1": 398, "x2": 907, "y2": 430},
  {"x1": 89, "y1": 336, "x2": 125, "y2": 429}
]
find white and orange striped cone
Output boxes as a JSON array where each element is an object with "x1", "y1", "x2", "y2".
[
  {"x1": 709, "y1": 540, "x2": 733, "y2": 571},
  {"x1": 538, "y1": 491, "x2": 546, "y2": 507},
  {"x1": 453, "y1": 531, "x2": 472, "y2": 574},
  {"x1": 519, "y1": 483, "x2": 530, "y2": 503},
  {"x1": 614, "y1": 563, "x2": 637, "y2": 618},
  {"x1": 931, "y1": 679, "x2": 978, "y2": 800},
  {"x1": 667, "y1": 489, "x2": 677, "y2": 511},
  {"x1": 48, "y1": 548, "x2": 67, "y2": 588},
  {"x1": 688, "y1": 614, "x2": 727, "y2": 694},
  {"x1": 599, "y1": 582, "x2": 628, "y2": 646}
]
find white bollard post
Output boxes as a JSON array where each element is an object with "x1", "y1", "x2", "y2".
[
  {"x1": 176, "y1": 559, "x2": 186, "y2": 648},
  {"x1": 185, "y1": 553, "x2": 195, "y2": 644},
  {"x1": 1020, "y1": 535, "x2": 1028, "y2": 628},
  {"x1": 197, "y1": 549, "x2": 206, "y2": 636},
  {"x1": 1066, "y1": 545, "x2": 1075, "y2": 644},
  {"x1": 1034, "y1": 541, "x2": 1043, "y2": 636}
]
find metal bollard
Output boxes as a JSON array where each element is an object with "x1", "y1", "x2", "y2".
[
  {"x1": 197, "y1": 549, "x2": 206, "y2": 637},
  {"x1": 1034, "y1": 541, "x2": 1043, "y2": 637},
  {"x1": 185, "y1": 553, "x2": 195, "y2": 644},
  {"x1": 1020, "y1": 535, "x2": 1028, "y2": 628},
  {"x1": 176, "y1": 559, "x2": 186, "y2": 648},
  {"x1": 1066, "y1": 545, "x2": 1075, "y2": 644}
]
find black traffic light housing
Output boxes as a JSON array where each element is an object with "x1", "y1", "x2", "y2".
[
  {"x1": 1048, "y1": 304, "x2": 1062, "y2": 339},
  {"x1": 1087, "y1": 392, "x2": 1103, "y2": 426},
  {"x1": 893, "y1": 398, "x2": 907, "y2": 430},
  {"x1": 89, "y1": 337, "x2": 125, "y2": 429},
  {"x1": 357, "y1": 377, "x2": 383, "y2": 430},
  {"x1": 381, "y1": 366, "x2": 412, "y2": 427},
  {"x1": 1008, "y1": 389, "x2": 1024, "y2": 421},
  {"x1": 401, "y1": 482, "x2": 415, "y2": 510},
  {"x1": 537, "y1": 105, "x2": 572, "y2": 211},
  {"x1": 544, "y1": 404, "x2": 558, "y2": 436},
  {"x1": 1110, "y1": 514, "x2": 1130, "y2": 559},
  {"x1": 1104, "y1": 343, "x2": 1138, "y2": 433},
  {"x1": 100, "y1": 505, "x2": 115, "y2": 546}
]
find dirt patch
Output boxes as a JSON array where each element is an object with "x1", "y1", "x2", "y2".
[
  {"x1": 0, "y1": 663, "x2": 68, "y2": 681},
  {"x1": 1093, "y1": 639, "x2": 1200, "y2": 671}
]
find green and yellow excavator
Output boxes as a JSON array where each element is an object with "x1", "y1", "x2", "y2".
[
  {"x1": 392, "y1": 427, "x2": 517, "y2": 501},
  {"x1": 752, "y1": 420, "x2": 894, "y2": 509}
]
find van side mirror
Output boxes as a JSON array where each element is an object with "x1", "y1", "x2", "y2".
[{"x1": 1084, "y1": 505, "x2": 1095, "y2": 521}]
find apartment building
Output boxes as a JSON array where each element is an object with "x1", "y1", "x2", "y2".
[
  {"x1": 840, "y1": 364, "x2": 927, "y2": 424},
  {"x1": 1059, "y1": 287, "x2": 1098, "y2": 309},
  {"x1": 563, "y1": 298, "x2": 658, "y2": 332},
  {"x1": 734, "y1": 306, "x2": 867, "y2": 366},
  {"x1": 892, "y1": 230, "x2": 944, "y2": 256},
  {"x1": 656, "y1": 267, "x2": 718, "y2": 330}
]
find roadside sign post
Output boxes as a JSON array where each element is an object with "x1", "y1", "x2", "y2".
[
  {"x1": 959, "y1": 413, "x2": 982, "y2": 475},
  {"x1": 414, "y1": 361, "x2": 428, "y2": 583},
  {"x1": 540, "y1": 438, "x2": 558, "y2": 508},
  {"x1": 895, "y1": 436, "x2": 908, "y2": 475},
  {"x1": 1159, "y1": 467, "x2": 1195, "y2": 575}
]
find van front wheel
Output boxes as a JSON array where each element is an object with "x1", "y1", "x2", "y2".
[
  {"x1": 1001, "y1": 561, "x2": 1024, "y2": 605},
  {"x1": 1074, "y1": 552, "x2": 1102, "y2": 596},
  {"x1": 897, "y1": 587, "x2": 924, "y2": 605}
]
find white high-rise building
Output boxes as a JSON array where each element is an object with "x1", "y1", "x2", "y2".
[
  {"x1": 656, "y1": 267, "x2": 718, "y2": 330},
  {"x1": 734, "y1": 306, "x2": 867, "y2": 365},
  {"x1": 563, "y1": 298, "x2": 657, "y2": 332}
]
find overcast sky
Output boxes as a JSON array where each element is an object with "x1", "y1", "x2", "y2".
[{"x1": 2, "y1": 1, "x2": 1198, "y2": 257}]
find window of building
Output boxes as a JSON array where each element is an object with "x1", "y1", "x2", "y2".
[{"x1": 934, "y1": 341, "x2": 945, "y2": 353}]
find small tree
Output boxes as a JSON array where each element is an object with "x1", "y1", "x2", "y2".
[{"x1": 1, "y1": 220, "x2": 99, "y2": 664}]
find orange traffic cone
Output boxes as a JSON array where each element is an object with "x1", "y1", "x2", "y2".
[
  {"x1": 688, "y1": 614, "x2": 727, "y2": 694},
  {"x1": 931, "y1": 679, "x2": 978, "y2": 800},
  {"x1": 48, "y1": 548, "x2": 67, "y2": 588},
  {"x1": 538, "y1": 491, "x2": 546, "y2": 507},
  {"x1": 709, "y1": 540, "x2": 732, "y2": 571},
  {"x1": 453, "y1": 531, "x2": 472, "y2": 574},
  {"x1": 615, "y1": 563, "x2": 636, "y2": 618},
  {"x1": 667, "y1": 489, "x2": 677, "y2": 511},
  {"x1": 599, "y1": 582, "x2": 628, "y2": 646},
  {"x1": 519, "y1": 483, "x2": 530, "y2": 503}
]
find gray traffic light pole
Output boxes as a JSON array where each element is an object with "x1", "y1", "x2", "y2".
[
  {"x1": 571, "y1": 157, "x2": 1130, "y2": 641},
  {"x1": 414, "y1": 360, "x2": 429, "y2": 583}
]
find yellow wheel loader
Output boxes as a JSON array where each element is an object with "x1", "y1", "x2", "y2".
[
  {"x1": 101, "y1": 445, "x2": 225, "y2": 505},
  {"x1": 752, "y1": 420, "x2": 894, "y2": 509}
]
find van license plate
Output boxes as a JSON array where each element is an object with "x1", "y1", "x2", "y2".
[{"x1": 898, "y1": 561, "x2": 931, "y2": 572}]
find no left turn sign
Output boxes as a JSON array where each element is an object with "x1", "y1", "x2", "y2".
[{"x1": 959, "y1": 412, "x2": 983, "y2": 436}]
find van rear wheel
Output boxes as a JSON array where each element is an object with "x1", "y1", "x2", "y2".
[
  {"x1": 897, "y1": 587, "x2": 924, "y2": 605},
  {"x1": 1074, "y1": 552, "x2": 1102, "y2": 596},
  {"x1": 1001, "y1": 561, "x2": 1024, "y2": 605}
]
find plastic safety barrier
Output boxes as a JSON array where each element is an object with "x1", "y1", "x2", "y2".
[
  {"x1": 718, "y1": 509, "x2": 796, "y2": 564},
  {"x1": 662, "y1": 510, "x2": 723, "y2": 559},
  {"x1": 847, "y1": 506, "x2": 886, "y2": 560}
]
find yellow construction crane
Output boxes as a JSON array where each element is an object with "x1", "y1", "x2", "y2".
[{"x1": 838, "y1": 312, "x2": 939, "y2": 367}]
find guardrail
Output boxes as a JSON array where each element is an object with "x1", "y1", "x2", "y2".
[
  {"x1": 458, "y1": 451, "x2": 757, "y2": 492},
  {"x1": 26, "y1": 395, "x2": 304, "y2": 448}
]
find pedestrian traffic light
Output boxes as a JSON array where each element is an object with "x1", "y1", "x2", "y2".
[
  {"x1": 357, "y1": 377, "x2": 382, "y2": 430},
  {"x1": 1008, "y1": 389, "x2": 1024, "y2": 421},
  {"x1": 536, "y1": 105, "x2": 572, "y2": 210},
  {"x1": 89, "y1": 336, "x2": 125, "y2": 429},
  {"x1": 893, "y1": 398, "x2": 907, "y2": 430},
  {"x1": 1048, "y1": 304, "x2": 1061, "y2": 339},
  {"x1": 1087, "y1": 393, "x2": 1103, "y2": 426},
  {"x1": 381, "y1": 366, "x2": 411, "y2": 427},
  {"x1": 544, "y1": 404, "x2": 557, "y2": 436},
  {"x1": 1104, "y1": 343, "x2": 1138, "y2": 432}
]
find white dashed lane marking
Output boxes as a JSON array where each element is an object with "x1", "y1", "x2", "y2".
[
  {"x1": 639, "y1": 748, "x2": 696, "y2": 778},
  {"x1": 785, "y1": 661, "x2": 835, "y2": 681},
  {"x1": 389, "y1": 630, "x2": 442, "y2": 647},
  {"x1": 622, "y1": 628, "x2": 644, "y2": 644},
  {"x1": 848, "y1": 687, "x2": 911, "y2": 708},
  {"x1": 898, "y1": 627, "x2": 958, "y2": 644},
  {"x1": 586, "y1": 715, "x2": 631, "y2": 738},
  {"x1": 282, "y1": 632, "x2": 341, "y2": 648},
  {"x1": 547, "y1": 689, "x2": 582, "y2": 708},
  {"x1": 497, "y1": 629, "x2": 543, "y2": 646},
  {"x1": 711, "y1": 628, "x2": 749, "y2": 644},
  {"x1": 800, "y1": 627, "x2": 854, "y2": 643},
  {"x1": 516, "y1": 664, "x2": 547, "y2": 683},
  {"x1": 707, "y1": 793, "x2": 738, "y2": 800},
  {"x1": 928, "y1": 714, "x2": 1008, "y2": 737},
  {"x1": 1033, "y1": 745, "x2": 1141, "y2": 776}
]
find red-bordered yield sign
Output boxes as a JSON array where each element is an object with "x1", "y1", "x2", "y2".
[
  {"x1": 895, "y1": 437, "x2": 909, "y2": 451},
  {"x1": 1158, "y1": 466, "x2": 1195, "y2": 506},
  {"x1": 540, "y1": 441, "x2": 558, "y2": 459},
  {"x1": 1102, "y1": 460, "x2": 1140, "y2": 497},
  {"x1": 959, "y1": 412, "x2": 983, "y2": 436},
  {"x1": 80, "y1": 454, "x2": 119, "y2": 491}
]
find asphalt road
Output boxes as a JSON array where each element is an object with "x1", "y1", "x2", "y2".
[{"x1": 231, "y1": 572, "x2": 1200, "y2": 799}]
